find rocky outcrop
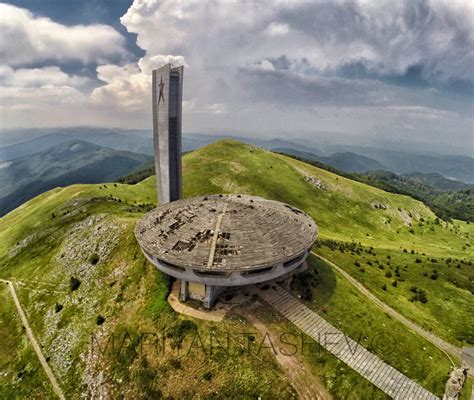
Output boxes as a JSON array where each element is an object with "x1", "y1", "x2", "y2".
[
  {"x1": 293, "y1": 165, "x2": 326, "y2": 190},
  {"x1": 371, "y1": 201, "x2": 388, "y2": 210},
  {"x1": 443, "y1": 367, "x2": 467, "y2": 400}
]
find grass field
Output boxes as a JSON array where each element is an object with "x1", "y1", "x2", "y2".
[
  {"x1": 314, "y1": 241, "x2": 473, "y2": 347},
  {"x1": 0, "y1": 139, "x2": 472, "y2": 398}
]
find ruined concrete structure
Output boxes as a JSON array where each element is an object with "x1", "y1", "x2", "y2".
[
  {"x1": 137, "y1": 63, "x2": 318, "y2": 308},
  {"x1": 135, "y1": 194, "x2": 317, "y2": 307}
]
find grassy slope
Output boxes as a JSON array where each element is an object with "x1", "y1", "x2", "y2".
[
  {"x1": 316, "y1": 243, "x2": 473, "y2": 346},
  {"x1": 183, "y1": 141, "x2": 472, "y2": 258},
  {"x1": 0, "y1": 139, "x2": 472, "y2": 398}
]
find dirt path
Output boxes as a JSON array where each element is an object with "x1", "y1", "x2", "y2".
[
  {"x1": 0, "y1": 278, "x2": 65, "y2": 400},
  {"x1": 239, "y1": 302, "x2": 333, "y2": 400},
  {"x1": 311, "y1": 252, "x2": 461, "y2": 364}
]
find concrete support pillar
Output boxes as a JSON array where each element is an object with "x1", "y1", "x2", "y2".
[
  {"x1": 180, "y1": 280, "x2": 188, "y2": 302},
  {"x1": 203, "y1": 285, "x2": 225, "y2": 309}
]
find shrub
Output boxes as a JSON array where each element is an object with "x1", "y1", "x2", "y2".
[
  {"x1": 202, "y1": 371, "x2": 213, "y2": 381},
  {"x1": 291, "y1": 270, "x2": 318, "y2": 301},
  {"x1": 69, "y1": 276, "x2": 81, "y2": 292},
  {"x1": 96, "y1": 315, "x2": 105, "y2": 325},
  {"x1": 169, "y1": 358, "x2": 181, "y2": 369},
  {"x1": 385, "y1": 271, "x2": 392, "y2": 278},
  {"x1": 409, "y1": 287, "x2": 428, "y2": 303},
  {"x1": 89, "y1": 253, "x2": 100, "y2": 265},
  {"x1": 382, "y1": 284, "x2": 387, "y2": 291},
  {"x1": 418, "y1": 290, "x2": 428, "y2": 303},
  {"x1": 354, "y1": 261, "x2": 360, "y2": 267},
  {"x1": 55, "y1": 303, "x2": 63, "y2": 313},
  {"x1": 415, "y1": 258, "x2": 422, "y2": 263},
  {"x1": 392, "y1": 280, "x2": 398, "y2": 287}
]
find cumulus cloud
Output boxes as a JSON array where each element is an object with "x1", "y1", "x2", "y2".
[
  {"x1": 0, "y1": 3, "x2": 129, "y2": 66},
  {"x1": 90, "y1": 55, "x2": 187, "y2": 111},
  {"x1": 1, "y1": 0, "x2": 473, "y2": 152},
  {"x1": 0, "y1": 65, "x2": 91, "y2": 88},
  {"x1": 121, "y1": 0, "x2": 474, "y2": 82},
  {"x1": 113, "y1": 0, "x2": 473, "y2": 148}
]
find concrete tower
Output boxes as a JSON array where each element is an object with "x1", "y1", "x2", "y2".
[{"x1": 152, "y1": 64, "x2": 184, "y2": 205}]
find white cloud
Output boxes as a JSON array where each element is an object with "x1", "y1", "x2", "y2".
[
  {"x1": 265, "y1": 22, "x2": 290, "y2": 36},
  {"x1": 91, "y1": 63, "x2": 151, "y2": 110},
  {"x1": 113, "y1": 0, "x2": 474, "y2": 149},
  {"x1": 259, "y1": 60, "x2": 275, "y2": 71},
  {"x1": 120, "y1": 0, "x2": 474, "y2": 82},
  {"x1": 90, "y1": 54, "x2": 188, "y2": 111},
  {"x1": 138, "y1": 55, "x2": 188, "y2": 75},
  {"x1": 0, "y1": 3, "x2": 129, "y2": 66},
  {"x1": 0, "y1": 65, "x2": 90, "y2": 87}
]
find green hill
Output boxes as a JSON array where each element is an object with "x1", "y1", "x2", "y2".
[{"x1": 0, "y1": 140, "x2": 472, "y2": 398}]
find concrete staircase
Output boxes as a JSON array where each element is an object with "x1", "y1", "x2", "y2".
[{"x1": 257, "y1": 284, "x2": 439, "y2": 400}]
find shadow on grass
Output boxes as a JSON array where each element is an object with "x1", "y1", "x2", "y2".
[{"x1": 291, "y1": 254, "x2": 337, "y2": 308}]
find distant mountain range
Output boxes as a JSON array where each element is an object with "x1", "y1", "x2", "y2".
[
  {"x1": 0, "y1": 131, "x2": 154, "y2": 160},
  {"x1": 272, "y1": 147, "x2": 385, "y2": 173},
  {"x1": 0, "y1": 127, "x2": 472, "y2": 217},
  {"x1": 402, "y1": 172, "x2": 470, "y2": 192},
  {"x1": 1, "y1": 128, "x2": 472, "y2": 183},
  {"x1": 0, "y1": 140, "x2": 151, "y2": 216}
]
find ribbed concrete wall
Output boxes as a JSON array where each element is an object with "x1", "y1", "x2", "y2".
[{"x1": 141, "y1": 247, "x2": 311, "y2": 286}]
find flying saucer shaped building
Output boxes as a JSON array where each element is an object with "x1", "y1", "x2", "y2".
[
  {"x1": 135, "y1": 194, "x2": 317, "y2": 307},
  {"x1": 135, "y1": 64, "x2": 318, "y2": 307}
]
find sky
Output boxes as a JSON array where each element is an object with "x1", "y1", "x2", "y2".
[{"x1": 0, "y1": 0, "x2": 473, "y2": 154}]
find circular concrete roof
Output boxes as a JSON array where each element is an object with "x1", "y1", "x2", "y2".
[{"x1": 135, "y1": 194, "x2": 317, "y2": 272}]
